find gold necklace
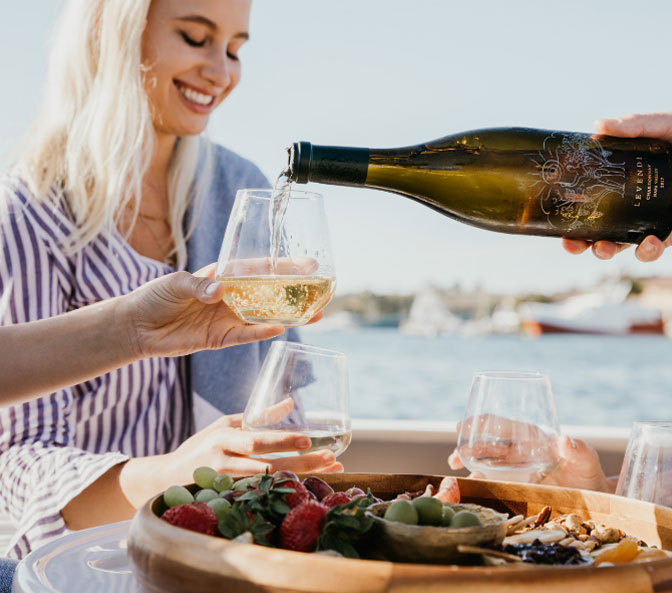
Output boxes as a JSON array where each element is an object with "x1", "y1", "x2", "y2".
[
  {"x1": 138, "y1": 212, "x2": 170, "y2": 225},
  {"x1": 137, "y1": 216, "x2": 175, "y2": 265}
]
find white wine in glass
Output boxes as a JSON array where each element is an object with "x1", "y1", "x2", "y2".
[{"x1": 216, "y1": 188, "x2": 336, "y2": 326}]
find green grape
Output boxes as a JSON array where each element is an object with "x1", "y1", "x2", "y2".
[
  {"x1": 194, "y1": 488, "x2": 219, "y2": 503},
  {"x1": 163, "y1": 485, "x2": 194, "y2": 508},
  {"x1": 213, "y1": 473, "x2": 234, "y2": 493},
  {"x1": 450, "y1": 510, "x2": 482, "y2": 528},
  {"x1": 383, "y1": 500, "x2": 418, "y2": 525},
  {"x1": 442, "y1": 505, "x2": 456, "y2": 526},
  {"x1": 411, "y1": 496, "x2": 443, "y2": 525},
  {"x1": 207, "y1": 497, "x2": 232, "y2": 520},
  {"x1": 193, "y1": 466, "x2": 218, "y2": 490}
]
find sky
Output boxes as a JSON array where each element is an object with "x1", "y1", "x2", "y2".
[{"x1": 2, "y1": 0, "x2": 672, "y2": 296}]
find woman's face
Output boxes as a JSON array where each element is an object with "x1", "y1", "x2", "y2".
[{"x1": 142, "y1": 0, "x2": 251, "y2": 137}]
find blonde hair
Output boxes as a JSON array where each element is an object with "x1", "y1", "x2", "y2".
[{"x1": 14, "y1": 0, "x2": 211, "y2": 269}]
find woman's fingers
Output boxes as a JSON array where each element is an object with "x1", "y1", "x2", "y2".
[
  {"x1": 220, "y1": 428, "x2": 311, "y2": 457},
  {"x1": 245, "y1": 397, "x2": 295, "y2": 426},
  {"x1": 221, "y1": 257, "x2": 319, "y2": 276},
  {"x1": 268, "y1": 450, "x2": 337, "y2": 473}
]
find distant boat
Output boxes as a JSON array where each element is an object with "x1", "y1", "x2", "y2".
[
  {"x1": 518, "y1": 283, "x2": 665, "y2": 336},
  {"x1": 399, "y1": 286, "x2": 462, "y2": 337}
]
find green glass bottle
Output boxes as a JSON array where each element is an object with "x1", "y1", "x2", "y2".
[{"x1": 284, "y1": 127, "x2": 672, "y2": 243}]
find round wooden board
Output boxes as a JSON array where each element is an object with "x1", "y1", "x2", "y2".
[{"x1": 128, "y1": 473, "x2": 672, "y2": 593}]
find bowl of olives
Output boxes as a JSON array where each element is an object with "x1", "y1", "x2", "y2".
[{"x1": 366, "y1": 498, "x2": 508, "y2": 564}]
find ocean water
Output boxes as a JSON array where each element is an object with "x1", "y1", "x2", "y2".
[{"x1": 300, "y1": 327, "x2": 672, "y2": 427}]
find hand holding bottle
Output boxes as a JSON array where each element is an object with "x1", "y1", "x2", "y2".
[{"x1": 563, "y1": 112, "x2": 672, "y2": 262}]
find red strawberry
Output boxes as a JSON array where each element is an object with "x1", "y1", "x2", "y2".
[
  {"x1": 161, "y1": 502, "x2": 217, "y2": 536},
  {"x1": 281, "y1": 479, "x2": 311, "y2": 508},
  {"x1": 321, "y1": 491, "x2": 352, "y2": 508},
  {"x1": 279, "y1": 501, "x2": 328, "y2": 552}
]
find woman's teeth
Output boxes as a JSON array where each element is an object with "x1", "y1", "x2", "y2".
[{"x1": 177, "y1": 84, "x2": 214, "y2": 106}]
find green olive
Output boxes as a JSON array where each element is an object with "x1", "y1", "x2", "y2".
[
  {"x1": 383, "y1": 500, "x2": 419, "y2": 525},
  {"x1": 411, "y1": 496, "x2": 443, "y2": 525},
  {"x1": 441, "y1": 505, "x2": 456, "y2": 526},
  {"x1": 450, "y1": 510, "x2": 482, "y2": 528}
]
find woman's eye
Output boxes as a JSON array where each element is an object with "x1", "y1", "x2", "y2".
[
  {"x1": 227, "y1": 51, "x2": 239, "y2": 61},
  {"x1": 180, "y1": 32, "x2": 206, "y2": 47}
]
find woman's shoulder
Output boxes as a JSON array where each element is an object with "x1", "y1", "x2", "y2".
[
  {"x1": 208, "y1": 143, "x2": 271, "y2": 190},
  {"x1": 0, "y1": 172, "x2": 75, "y2": 243}
]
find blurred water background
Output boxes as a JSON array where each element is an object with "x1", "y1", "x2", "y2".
[{"x1": 301, "y1": 328, "x2": 672, "y2": 428}]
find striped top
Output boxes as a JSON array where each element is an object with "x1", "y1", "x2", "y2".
[{"x1": 0, "y1": 174, "x2": 192, "y2": 559}]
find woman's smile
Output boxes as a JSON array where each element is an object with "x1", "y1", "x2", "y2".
[{"x1": 174, "y1": 79, "x2": 217, "y2": 113}]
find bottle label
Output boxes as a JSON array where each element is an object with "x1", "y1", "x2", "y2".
[{"x1": 530, "y1": 133, "x2": 627, "y2": 231}]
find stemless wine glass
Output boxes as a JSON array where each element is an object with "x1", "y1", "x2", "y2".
[
  {"x1": 216, "y1": 188, "x2": 336, "y2": 326},
  {"x1": 616, "y1": 421, "x2": 672, "y2": 507},
  {"x1": 456, "y1": 371, "x2": 561, "y2": 483},
  {"x1": 242, "y1": 341, "x2": 351, "y2": 459}
]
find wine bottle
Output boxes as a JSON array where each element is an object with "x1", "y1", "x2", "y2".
[{"x1": 284, "y1": 128, "x2": 672, "y2": 243}]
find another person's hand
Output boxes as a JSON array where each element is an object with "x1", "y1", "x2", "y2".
[
  {"x1": 119, "y1": 263, "x2": 323, "y2": 359},
  {"x1": 563, "y1": 111, "x2": 672, "y2": 262},
  {"x1": 448, "y1": 432, "x2": 614, "y2": 493}
]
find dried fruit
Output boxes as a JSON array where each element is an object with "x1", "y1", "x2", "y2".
[
  {"x1": 594, "y1": 538, "x2": 639, "y2": 565},
  {"x1": 302, "y1": 476, "x2": 334, "y2": 501},
  {"x1": 280, "y1": 501, "x2": 329, "y2": 552}
]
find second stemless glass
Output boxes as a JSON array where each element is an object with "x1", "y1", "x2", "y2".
[
  {"x1": 456, "y1": 371, "x2": 561, "y2": 483},
  {"x1": 242, "y1": 341, "x2": 351, "y2": 459},
  {"x1": 216, "y1": 188, "x2": 336, "y2": 326},
  {"x1": 616, "y1": 421, "x2": 672, "y2": 507}
]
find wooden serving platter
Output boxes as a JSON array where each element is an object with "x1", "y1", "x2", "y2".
[{"x1": 127, "y1": 473, "x2": 672, "y2": 593}]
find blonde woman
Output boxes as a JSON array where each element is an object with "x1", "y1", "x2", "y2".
[{"x1": 0, "y1": 0, "x2": 341, "y2": 560}]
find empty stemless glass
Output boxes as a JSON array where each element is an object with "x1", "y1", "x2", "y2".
[
  {"x1": 616, "y1": 421, "x2": 672, "y2": 507},
  {"x1": 457, "y1": 371, "x2": 561, "y2": 483},
  {"x1": 242, "y1": 341, "x2": 351, "y2": 459},
  {"x1": 216, "y1": 188, "x2": 336, "y2": 326}
]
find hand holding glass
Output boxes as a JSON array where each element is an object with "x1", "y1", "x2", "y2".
[
  {"x1": 242, "y1": 341, "x2": 351, "y2": 459},
  {"x1": 616, "y1": 421, "x2": 672, "y2": 507},
  {"x1": 216, "y1": 188, "x2": 335, "y2": 326},
  {"x1": 457, "y1": 371, "x2": 561, "y2": 483}
]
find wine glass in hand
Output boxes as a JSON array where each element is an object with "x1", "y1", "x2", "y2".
[
  {"x1": 243, "y1": 341, "x2": 351, "y2": 459},
  {"x1": 456, "y1": 371, "x2": 561, "y2": 483},
  {"x1": 216, "y1": 188, "x2": 335, "y2": 326}
]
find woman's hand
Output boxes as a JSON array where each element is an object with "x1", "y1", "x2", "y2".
[
  {"x1": 162, "y1": 407, "x2": 344, "y2": 487},
  {"x1": 563, "y1": 112, "x2": 672, "y2": 262},
  {"x1": 118, "y1": 263, "x2": 323, "y2": 359}
]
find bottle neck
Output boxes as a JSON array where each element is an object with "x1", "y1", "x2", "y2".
[{"x1": 286, "y1": 142, "x2": 370, "y2": 186}]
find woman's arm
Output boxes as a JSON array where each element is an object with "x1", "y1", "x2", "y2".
[
  {"x1": 63, "y1": 413, "x2": 344, "y2": 530},
  {"x1": 0, "y1": 269, "x2": 291, "y2": 406}
]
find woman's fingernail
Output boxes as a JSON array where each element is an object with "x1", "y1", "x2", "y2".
[
  {"x1": 205, "y1": 282, "x2": 220, "y2": 296},
  {"x1": 295, "y1": 437, "x2": 311, "y2": 449}
]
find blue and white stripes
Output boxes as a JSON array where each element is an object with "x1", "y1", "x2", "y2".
[{"x1": 0, "y1": 175, "x2": 191, "y2": 558}]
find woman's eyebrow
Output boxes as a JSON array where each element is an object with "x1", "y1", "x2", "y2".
[
  {"x1": 175, "y1": 15, "x2": 250, "y2": 40},
  {"x1": 176, "y1": 15, "x2": 218, "y2": 30}
]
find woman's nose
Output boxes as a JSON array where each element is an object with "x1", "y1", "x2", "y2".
[{"x1": 202, "y1": 49, "x2": 232, "y2": 89}]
